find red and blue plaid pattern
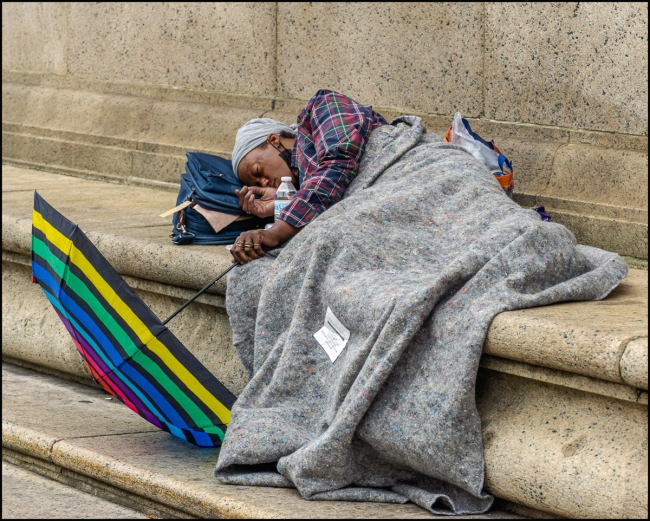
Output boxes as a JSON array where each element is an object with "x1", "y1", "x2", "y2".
[{"x1": 279, "y1": 90, "x2": 387, "y2": 227}]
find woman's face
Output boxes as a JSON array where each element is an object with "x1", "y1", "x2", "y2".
[{"x1": 237, "y1": 134, "x2": 296, "y2": 189}]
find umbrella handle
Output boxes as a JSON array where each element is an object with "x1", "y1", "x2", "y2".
[{"x1": 162, "y1": 263, "x2": 238, "y2": 325}]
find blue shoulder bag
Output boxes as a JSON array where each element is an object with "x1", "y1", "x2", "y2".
[{"x1": 170, "y1": 152, "x2": 272, "y2": 245}]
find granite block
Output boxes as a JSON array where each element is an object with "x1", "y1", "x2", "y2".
[
  {"x1": 1, "y1": 166, "x2": 90, "y2": 193},
  {"x1": 2, "y1": 122, "x2": 136, "y2": 150},
  {"x1": 2, "y1": 252, "x2": 246, "y2": 394},
  {"x1": 278, "y1": 3, "x2": 484, "y2": 116},
  {"x1": 131, "y1": 150, "x2": 185, "y2": 184},
  {"x1": 569, "y1": 130, "x2": 648, "y2": 153},
  {"x1": 620, "y1": 337, "x2": 649, "y2": 390},
  {"x1": 3, "y1": 167, "x2": 648, "y2": 389},
  {"x1": 142, "y1": 100, "x2": 262, "y2": 154},
  {"x1": 484, "y1": 269, "x2": 648, "y2": 384},
  {"x1": 2, "y1": 261, "x2": 91, "y2": 379},
  {"x1": 2, "y1": 70, "x2": 275, "y2": 113},
  {"x1": 485, "y1": 2, "x2": 648, "y2": 134},
  {"x1": 1, "y1": 167, "x2": 234, "y2": 292},
  {"x1": 2, "y1": 365, "x2": 159, "y2": 449},
  {"x1": 479, "y1": 355, "x2": 640, "y2": 404},
  {"x1": 5, "y1": 362, "x2": 643, "y2": 519},
  {"x1": 2, "y1": 461, "x2": 147, "y2": 519},
  {"x1": 546, "y1": 144, "x2": 648, "y2": 210},
  {"x1": 2, "y1": 83, "x2": 154, "y2": 140},
  {"x1": 66, "y1": 3, "x2": 276, "y2": 96},
  {"x1": 1, "y1": 3, "x2": 67, "y2": 74},
  {"x1": 2, "y1": 132, "x2": 133, "y2": 179},
  {"x1": 52, "y1": 431, "x2": 488, "y2": 519},
  {"x1": 477, "y1": 370, "x2": 648, "y2": 518}
]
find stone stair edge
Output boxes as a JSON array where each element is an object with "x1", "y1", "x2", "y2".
[
  {"x1": 2, "y1": 359, "x2": 645, "y2": 519},
  {"x1": 1, "y1": 391, "x2": 529, "y2": 519},
  {"x1": 3, "y1": 78, "x2": 648, "y2": 194},
  {"x1": 3, "y1": 84, "x2": 647, "y2": 174},
  {"x1": 3, "y1": 359, "x2": 530, "y2": 519},
  {"x1": 4, "y1": 246, "x2": 644, "y2": 405},
  {"x1": 1, "y1": 121, "x2": 234, "y2": 163},
  {"x1": 3, "y1": 157, "x2": 182, "y2": 193},
  {"x1": 1, "y1": 80, "x2": 295, "y2": 157},
  {"x1": 1, "y1": 212, "x2": 233, "y2": 296},
  {"x1": 0, "y1": 421, "x2": 292, "y2": 519}
]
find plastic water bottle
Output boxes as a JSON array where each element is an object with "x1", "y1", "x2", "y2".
[{"x1": 274, "y1": 176, "x2": 297, "y2": 222}]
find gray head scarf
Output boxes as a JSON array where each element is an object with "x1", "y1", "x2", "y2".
[{"x1": 231, "y1": 118, "x2": 296, "y2": 180}]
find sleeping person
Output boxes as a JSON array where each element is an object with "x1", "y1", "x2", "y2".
[
  {"x1": 228, "y1": 89, "x2": 387, "y2": 264},
  {"x1": 215, "y1": 103, "x2": 628, "y2": 515}
]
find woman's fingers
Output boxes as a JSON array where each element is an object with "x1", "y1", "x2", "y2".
[
  {"x1": 246, "y1": 192, "x2": 256, "y2": 211},
  {"x1": 240, "y1": 191, "x2": 257, "y2": 215},
  {"x1": 241, "y1": 191, "x2": 251, "y2": 213},
  {"x1": 244, "y1": 230, "x2": 265, "y2": 259},
  {"x1": 229, "y1": 231, "x2": 267, "y2": 264},
  {"x1": 252, "y1": 233, "x2": 265, "y2": 257},
  {"x1": 247, "y1": 186, "x2": 269, "y2": 197},
  {"x1": 231, "y1": 233, "x2": 253, "y2": 263},
  {"x1": 237, "y1": 186, "x2": 255, "y2": 213},
  {"x1": 243, "y1": 239, "x2": 260, "y2": 259},
  {"x1": 244, "y1": 186, "x2": 260, "y2": 196},
  {"x1": 236, "y1": 186, "x2": 247, "y2": 205},
  {"x1": 237, "y1": 186, "x2": 277, "y2": 217}
]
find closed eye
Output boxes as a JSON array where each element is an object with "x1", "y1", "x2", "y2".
[{"x1": 253, "y1": 167, "x2": 264, "y2": 186}]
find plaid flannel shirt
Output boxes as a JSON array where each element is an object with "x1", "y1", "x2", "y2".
[{"x1": 279, "y1": 89, "x2": 387, "y2": 228}]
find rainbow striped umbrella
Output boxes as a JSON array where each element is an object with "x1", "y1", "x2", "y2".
[{"x1": 31, "y1": 192, "x2": 235, "y2": 447}]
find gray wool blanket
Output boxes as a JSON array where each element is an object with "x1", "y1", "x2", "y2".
[{"x1": 214, "y1": 116, "x2": 627, "y2": 515}]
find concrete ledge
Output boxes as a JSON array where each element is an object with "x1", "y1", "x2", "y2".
[
  {"x1": 3, "y1": 166, "x2": 647, "y2": 394},
  {"x1": 4, "y1": 361, "x2": 648, "y2": 518},
  {"x1": 2, "y1": 448, "x2": 193, "y2": 519},
  {"x1": 620, "y1": 337, "x2": 649, "y2": 391},
  {"x1": 483, "y1": 268, "x2": 648, "y2": 390},
  {"x1": 476, "y1": 368, "x2": 648, "y2": 518},
  {"x1": 2, "y1": 165, "x2": 233, "y2": 293},
  {"x1": 4, "y1": 166, "x2": 647, "y2": 392}
]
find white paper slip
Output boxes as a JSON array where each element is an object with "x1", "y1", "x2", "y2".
[{"x1": 314, "y1": 307, "x2": 350, "y2": 363}]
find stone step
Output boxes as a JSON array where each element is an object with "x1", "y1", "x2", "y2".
[
  {"x1": 3, "y1": 165, "x2": 647, "y2": 391},
  {"x1": 2, "y1": 165, "x2": 648, "y2": 518},
  {"x1": 2, "y1": 363, "x2": 524, "y2": 519},
  {"x1": 2, "y1": 460, "x2": 148, "y2": 519}
]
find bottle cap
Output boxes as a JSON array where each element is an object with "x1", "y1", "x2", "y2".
[{"x1": 281, "y1": 177, "x2": 293, "y2": 182}]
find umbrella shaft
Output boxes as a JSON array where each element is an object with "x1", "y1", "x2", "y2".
[{"x1": 163, "y1": 263, "x2": 238, "y2": 325}]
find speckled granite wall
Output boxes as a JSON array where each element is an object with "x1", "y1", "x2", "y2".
[{"x1": 2, "y1": 2, "x2": 648, "y2": 259}]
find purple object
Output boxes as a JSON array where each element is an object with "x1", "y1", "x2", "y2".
[{"x1": 533, "y1": 205, "x2": 551, "y2": 222}]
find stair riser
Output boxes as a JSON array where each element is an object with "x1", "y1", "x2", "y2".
[
  {"x1": 3, "y1": 131, "x2": 187, "y2": 185},
  {"x1": 478, "y1": 370, "x2": 648, "y2": 518}
]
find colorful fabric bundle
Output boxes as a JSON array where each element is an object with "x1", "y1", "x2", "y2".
[{"x1": 444, "y1": 113, "x2": 514, "y2": 197}]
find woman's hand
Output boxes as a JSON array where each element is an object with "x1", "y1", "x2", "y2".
[
  {"x1": 230, "y1": 220, "x2": 300, "y2": 264},
  {"x1": 236, "y1": 186, "x2": 276, "y2": 218}
]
